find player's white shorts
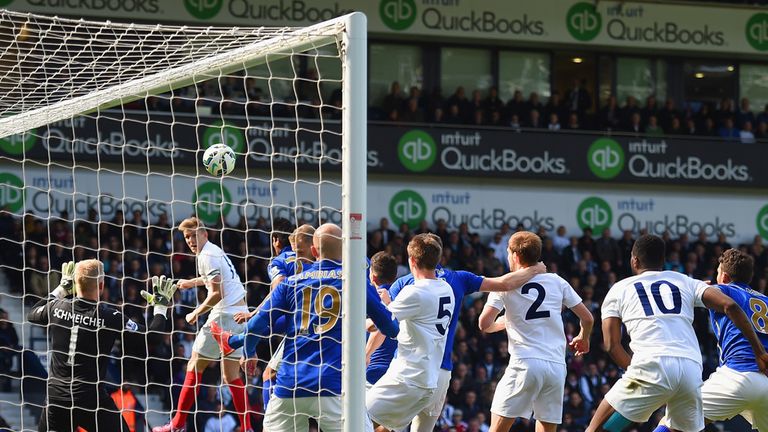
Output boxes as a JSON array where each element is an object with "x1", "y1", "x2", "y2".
[
  {"x1": 264, "y1": 395, "x2": 373, "y2": 432},
  {"x1": 366, "y1": 372, "x2": 435, "y2": 431},
  {"x1": 490, "y1": 358, "x2": 566, "y2": 424},
  {"x1": 605, "y1": 356, "x2": 703, "y2": 432},
  {"x1": 420, "y1": 368, "x2": 451, "y2": 418},
  {"x1": 702, "y1": 365, "x2": 768, "y2": 431},
  {"x1": 267, "y1": 338, "x2": 285, "y2": 371},
  {"x1": 192, "y1": 311, "x2": 246, "y2": 359}
]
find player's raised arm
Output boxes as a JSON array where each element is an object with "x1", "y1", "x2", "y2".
[
  {"x1": 701, "y1": 286, "x2": 768, "y2": 373},
  {"x1": 479, "y1": 261, "x2": 546, "y2": 292},
  {"x1": 27, "y1": 261, "x2": 77, "y2": 325}
]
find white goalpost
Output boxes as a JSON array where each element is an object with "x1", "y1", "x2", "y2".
[{"x1": 0, "y1": 8, "x2": 367, "y2": 432}]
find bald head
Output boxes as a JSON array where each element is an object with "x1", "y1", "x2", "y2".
[
  {"x1": 75, "y1": 259, "x2": 104, "y2": 299},
  {"x1": 313, "y1": 223, "x2": 342, "y2": 261}
]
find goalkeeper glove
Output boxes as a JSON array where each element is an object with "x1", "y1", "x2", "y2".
[
  {"x1": 51, "y1": 261, "x2": 76, "y2": 298},
  {"x1": 141, "y1": 275, "x2": 177, "y2": 316}
]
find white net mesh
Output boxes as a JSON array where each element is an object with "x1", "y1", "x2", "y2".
[{"x1": 0, "y1": 9, "x2": 356, "y2": 431}]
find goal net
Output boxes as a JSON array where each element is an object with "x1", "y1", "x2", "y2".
[{"x1": 0, "y1": 9, "x2": 367, "y2": 432}]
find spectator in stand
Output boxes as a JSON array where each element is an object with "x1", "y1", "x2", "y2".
[
  {"x1": 702, "y1": 117, "x2": 718, "y2": 136},
  {"x1": 505, "y1": 90, "x2": 526, "y2": 123},
  {"x1": 469, "y1": 90, "x2": 484, "y2": 123},
  {"x1": 668, "y1": 117, "x2": 683, "y2": 135},
  {"x1": 553, "y1": 226, "x2": 570, "y2": 254},
  {"x1": 659, "y1": 97, "x2": 679, "y2": 131},
  {"x1": 445, "y1": 103, "x2": 463, "y2": 124},
  {"x1": 736, "y1": 97, "x2": 755, "y2": 127},
  {"x1": 525, "y1": 92, "x2": 544, "y2": 122},
  {"x1": 620, "y1": 96, "x2": 641, "y2": 129},
  {"x1": 447, "y1": 86, "x2": 470, "y2": 121},
  {"x1": 716, "y1": 97, "x2": 736, "y2": 125},
  {"x1": 472, "y1": 109, "x2": 485, "y2": 126},
  {"x1": 382, "y1": 81, "x2": 404, "y2": 120},
  {"x1": 509, "y1": 114, "x2": 522, "y2": 131},
  {"x1": 740, "y1": 120, "x2": 756, "y2": 143},
  {"x1": 641, "y1": 95, "x2": 659, "y2": 124},
  {"x1": 527, "y1": 109, "x2": 543, "y2": 128},
  {"x1": 400, "y1": 98, "x2": 424, "y2": 123},
  {"x1": 756, "y1": 121, "x2": 768, "y2": 140},
  {"x1": 547, "y1": 113, "x2": 561, "y2": 131},
  {"x1": 756, "y1": 103, "x2": 768, "y2": 126},
  {"x1": 685, "y1": 118, "x2": 698, "y2": 135},
  {"x1": 598, "y1": 95, "x2": 621, "y2": 131},
  {"x1": 645, "y1": 115, "x2": 664, "y2": 137},
  {"x1": 425, "y1": 86, "x2": 445, "y2": 121},
  {"x1": 719, "y1": 117, "x2": 740, "y2": 139},
  {"x1": 545, "y1": 91, "x2": 566, "y2": 124},
  {"x1": 433, "y1": 107, "x2": 445, "y2": 123},
  {"x1": 484, "y1": 87, "x2": 504, "y2": 115},
  {"x1": 566, "y1": 112, "x2": 581, "y2": 130},
  {"x1": 567, "y1": 78, "x2": 592, "y2": 120},
  {"x1": 626, "y1": 112, "x2": 643, "y2": 135}
]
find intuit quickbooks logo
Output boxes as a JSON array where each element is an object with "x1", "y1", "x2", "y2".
[
  {"x1": 389, "y1": 190, "x2": 426, "y2": 229},
  {"x1": 0, "y1": 130, "x2": 36, "y2": 155},
  {"x1": 577, "y1": 197, "x2": 612, "y2": 232},
  {"x1": 380, "y1": 0, "x2": 417, "y2": 31},
  {"x1": 203, "y1": 121, "x2": 245, "y2": 153},
  {"x1": 0, "y1": 173, "x2": 25, "y2": 213},
  {"x1": 398, "y1": 130, "x2": 436, "y2": 172},
  {"x1": 567, "y1": 2, "x2": 601, "y2": 41},
  {"x1": 588, "y1": 138, "x2": 624, "y2": 179},
  {"x1": 184, "y1": 0, "x2": 223, "y2": 20},
  {"x1": 746, "y1": 13, "x2": 768, "y2": 51},
  {"x1": 757, "y1": 205, "x2": 768, "y2": 240},
  {"x1": 193, "y1": 182, "x2": 232, "y2": 224}
]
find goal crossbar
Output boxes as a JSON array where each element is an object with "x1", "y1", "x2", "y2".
[{"x1": 0, "y1": 10, "x2": 345, "y2": 138}]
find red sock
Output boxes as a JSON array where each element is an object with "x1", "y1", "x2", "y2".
[
  {"x1": 228, "y1": 378, "x2": 252, "y2": 431},
  {"x1": 171, "y1": 371, "x2": 202, "y2": 428}
]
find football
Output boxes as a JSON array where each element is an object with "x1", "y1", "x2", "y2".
[{"x1": 202, "y1": 143, "x2": 236, "y2": 176}]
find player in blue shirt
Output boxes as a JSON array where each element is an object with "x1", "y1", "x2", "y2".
[
  {"x1": 653, "y1": 249, "x2": 768, "y2": 432},
  {"x1": 365, "y1": 252, "x2": 400, "y2": 386},
  {"x1": 265, "y1": 218, "x2": 297, "y2": 288},
  {"x1": 371, "y1": 233, "x2": 545, "y2": 432},
  {"x1": 213, "y1": 223, "x2": 398, "y2": 432}
]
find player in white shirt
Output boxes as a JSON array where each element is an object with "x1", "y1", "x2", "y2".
[
  {"x1": 153, "y1": 217, "x2": 251, "y2": 432},
  {"x1": 479, "y1": 231, "x2": 594, "y2": 432},
  {"x1": 585, "y1": 235, "x2": 765, "y2": 432},
  {"x1": 367, "y1": 234, "x2": 456, "y2": 432}
]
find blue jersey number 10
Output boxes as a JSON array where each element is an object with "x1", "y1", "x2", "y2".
[{"x1": 634, "y1": 280, "x2": 682, "y2": 316}]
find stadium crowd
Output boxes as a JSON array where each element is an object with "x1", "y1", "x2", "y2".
[
  {"x1": 1, "y1": 207, "x2": 767, "y2": 431},
  {"x1": 372, "y1": 81, "x2": 768, "y2": 144}
]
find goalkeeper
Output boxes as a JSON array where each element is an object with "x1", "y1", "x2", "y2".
[{"x1": 28, "y1": 259, "x2": 175, "y2": 432}]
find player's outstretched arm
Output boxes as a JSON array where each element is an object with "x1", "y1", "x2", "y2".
[
  {"x1": 367, "y1": 283, "x2": 399, "y2": 338},
  {"x1": 479, "y1": 262, "x2": 546, "y2": 292},
  {"x1": 702, "y1": 287, "x2": 768, "y2": 374},
  {"x1": 176, "y1": 276, "x2": 206, "y2": 290},
  {"x1": 603, "y1": 317, "x2": 631, "y2": 370},
  {"x1": 478, "y1": 305, "x2": 505, "y2": 333},
  {"x1": 568, "y1": 303, "x2": 594, "y2": 356},
  {"x1": 366, "y1": 330, "x2": 386, "y2": 366}
]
